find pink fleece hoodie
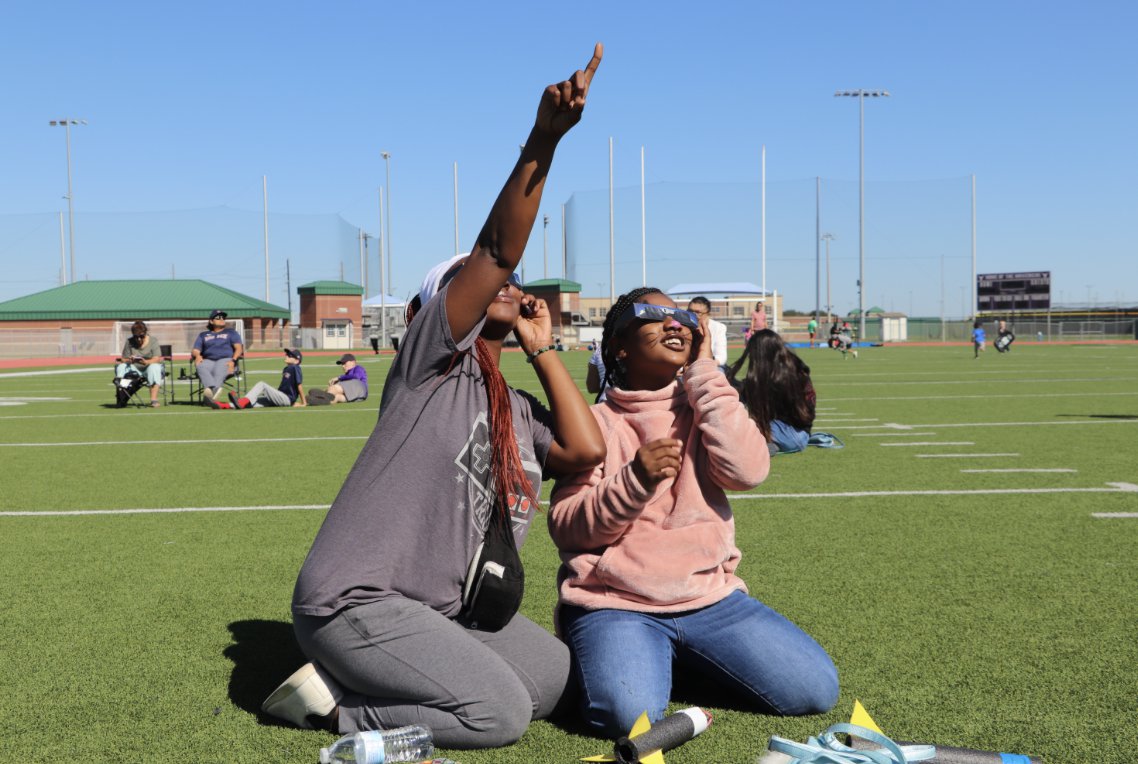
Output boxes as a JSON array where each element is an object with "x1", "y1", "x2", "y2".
[{"x1": 548, "y1": 358, "x2": 770, "y2": 613}]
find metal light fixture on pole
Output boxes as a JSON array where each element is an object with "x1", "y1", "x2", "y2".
[
  {"x1": 49, "y1": 118, "x2": 86, "y2": 284},
  {"x1": 821, "y1": 233, "x2": 834, "y2": 325},
  {"x1": 834, "y1": 89, "x2": 889, "y2": 344}
]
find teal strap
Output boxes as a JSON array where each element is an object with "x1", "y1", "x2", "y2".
[
  {"x1": 1000, "y1": 756, "x2": 1031, "y2": 764},
  {"x1": 768, "y1": 723, "x2": 936, "y2": 763}
]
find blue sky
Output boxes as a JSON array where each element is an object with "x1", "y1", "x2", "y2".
[{"x1": 2, "y1": 1, "x2": 1135, "y2": 316}]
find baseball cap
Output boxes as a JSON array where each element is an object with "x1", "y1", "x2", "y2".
[
  {"x1": 336, "y1": 353, "x2": 356, "y2": 365},
  {"x1": 210, "y1": 309, "x2": 228, "y2": 319},
  {"x1": 418, "y1": 252, "x2": 523, "y2": 306},
  {"x1": 284, "y1": 348, "x2": 303, "y2": 362}
]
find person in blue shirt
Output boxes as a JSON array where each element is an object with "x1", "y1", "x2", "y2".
[
  {"x1": 191, "y1": 309, "x2": 243, "y2": 405},
  {"x1": 327, "y1": 354, "x2": 368, "y2": 404},
  {"x1": 971, "y1": 320, "x2": 986, "y2": 359},
  {"x1": 229, "y1": 348, "x2": 306, "y2": 408}
]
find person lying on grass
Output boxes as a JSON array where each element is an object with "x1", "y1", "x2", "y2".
[
  {"x1": 261, "y1": 44, "x2": 606, "y2": 750},
  {"x1": 548, "y1": 287, "x2": 838, "y2": 739}
]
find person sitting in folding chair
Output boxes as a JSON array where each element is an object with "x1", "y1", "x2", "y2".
[
  {"x1": 191, "y1": 309, "x2": 244, "y2": 407},
  {"x1": 113, "y1": 320, "x2": 165, "y2": 408}
]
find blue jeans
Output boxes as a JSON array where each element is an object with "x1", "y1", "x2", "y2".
[
  {"x1": 561, "y1": 590, "x2": 838, "y2": 737},
  {"x1": 769, "y1": 420, "x2": 809, "y2": 455}
]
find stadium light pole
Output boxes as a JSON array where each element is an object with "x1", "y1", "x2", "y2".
[
  {"x1": 834, "y1": 89, "x2": 889, "y2": 344},
  {"x1": 821, "y1": 233, "x2": 835, "y2": 325},
  {"x1": 543, "y1": 214, "x2": 549, "y2": 279},
  {"x1": 381, "y1": 151, "x2": 392, "y2": 291},
  {"x1": 49, "y1": 118, "x2": 86, "y2": 284}
]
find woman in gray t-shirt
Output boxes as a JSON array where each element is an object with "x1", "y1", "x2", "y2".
[{"x1": 263, "y1": 45, "x2": 606, "y2": 750}]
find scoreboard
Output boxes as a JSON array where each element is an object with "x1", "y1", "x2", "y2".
[{"x1": 977, "y1": 271, "x2": 1051, "y2": 311}]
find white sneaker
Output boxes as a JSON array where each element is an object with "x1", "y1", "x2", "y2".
[{"x1": 261, "y1": 662, "x2": 340, "y2": 729}]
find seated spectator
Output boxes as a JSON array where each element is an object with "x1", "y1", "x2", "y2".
[
  {"x1": 728, "y1": 329, "x2": 817, "y2": 455},
  {"x1": 192, "y1": 309, "x2": 243, "y2": 406},
  {"x1": 229, "y1": 348, "x2": 306, "y2": 408},
  {"x1": 114, "y1": 320, "x2": 164, "y2": 408},
  {"x1": 327, "y1": 353, "x2": 368, "y2": 404}
]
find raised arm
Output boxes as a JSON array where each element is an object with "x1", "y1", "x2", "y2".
[{"x1": 446, "y1": 43, "x2": 602, "y2": 340}]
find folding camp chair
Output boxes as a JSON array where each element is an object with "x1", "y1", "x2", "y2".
[
  {"x1": 112, "y1": 368, "x2": 149, "y2": 408},
  {"x1": 183, "y1": 357, "x2": 246, "y2": 404}
]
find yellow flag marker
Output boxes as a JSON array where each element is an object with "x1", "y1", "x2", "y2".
[{"x1": 849, "y1": 699, "x2": 885, "y2": 734}]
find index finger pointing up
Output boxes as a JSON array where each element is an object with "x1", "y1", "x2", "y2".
[{"x1": 583, "y1": 42, "x2": 603, "y2": 85}]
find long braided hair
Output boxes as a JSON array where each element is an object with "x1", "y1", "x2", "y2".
[
  {"x1": 727, "y1": 329, "x2": 815, "y2": 439},
  {"x1": 406, "y1": 297, "x2": 538, "y2": 520},
  {"x1": 597, "y1": 286, "x2": 663, "y2": 398}
]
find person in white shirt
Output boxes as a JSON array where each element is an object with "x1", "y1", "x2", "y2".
[{"x1": 687, "y1": 296, "x2": 728, "y2": 370}]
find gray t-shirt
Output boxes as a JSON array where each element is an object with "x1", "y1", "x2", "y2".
[{"x1": 292, "y1": 285, "x2": 554, "y2": 619}]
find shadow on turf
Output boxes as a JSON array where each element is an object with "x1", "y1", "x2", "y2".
[
  {"x1": 225, "y1": 619, "x2": 307, "y2": 725},
  {"x1": 1056, "y1": 413, "x2": 1137, "y2": 419}
]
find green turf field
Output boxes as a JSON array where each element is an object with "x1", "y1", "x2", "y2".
[{"x1": 1, "y1": 344, "x2": 1135, "y2": 764}]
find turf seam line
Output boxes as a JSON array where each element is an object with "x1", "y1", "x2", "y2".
[{"x1": 725, "y1": 482, "x2": 1137, "y2": 500}]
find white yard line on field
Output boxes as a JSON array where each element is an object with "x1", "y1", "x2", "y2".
[
  {"x1": 8, "y1": 484, "x2": 1137, "y2": 517},
  {"x1": 0, "y1": 504, "x2": 330, "y2": 517},
  {"x1": 916, "y1": 453, "x2": 1020, "y2": 458},
  {"x1": 725, "y1": 482, "x2": 1137, "y2": 501},
  {"x1": 883, "y1": 441, "x2": 974, "y2": 447},
  {"x1": 0, "y1": 436, "x2": 368, "y2": 448},
  {"x1": 961, "y1": 468, "x2": 1077, "y2": 473},
  {"x1": 835, "y1": 419, "x2": 1138, "y2": 431},
  {"x1": 1092, "y1": 513, "x2": 1138, "y2": 518},
  {"x1": 826, "y1": 391, "x2": 1138, "y2": 403},
  {"x1": 852, "y1": 432, "x2": 937, "y2": 437}
]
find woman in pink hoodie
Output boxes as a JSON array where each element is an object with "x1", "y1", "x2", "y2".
[{"x1": 549, "y1": 287, "x2": 837, "y2": 737}]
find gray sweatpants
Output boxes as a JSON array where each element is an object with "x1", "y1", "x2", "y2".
[
  {"x1": 293, "y1": 596, "x2": 572, "y2": 749},
  {"x1": 196, "y1": 358, "x2": 232, "y2": 394},
  {"x1": 245, "y1": 381, "x2": 290, "y2": 407}
]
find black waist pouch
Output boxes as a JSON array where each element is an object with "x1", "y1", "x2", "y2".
[{"x1": 460, "y1": 505, "x2": 524, "y2": 632}]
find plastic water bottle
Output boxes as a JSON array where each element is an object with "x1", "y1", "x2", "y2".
[{"x1": 319, "y1": 725, "x2": 434, "y2": 763}]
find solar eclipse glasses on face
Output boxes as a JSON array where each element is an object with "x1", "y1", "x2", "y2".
[{"x1": 614, "y1": 302, "x2": 700, "y2": 332}]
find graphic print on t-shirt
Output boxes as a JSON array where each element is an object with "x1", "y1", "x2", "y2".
[{"x1": 453, "y1": 410, "x2": 540, "y2": 544}]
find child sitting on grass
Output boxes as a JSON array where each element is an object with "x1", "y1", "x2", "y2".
[{"x1": 229, "y1": 348, "x2": 306, "y2": 408}]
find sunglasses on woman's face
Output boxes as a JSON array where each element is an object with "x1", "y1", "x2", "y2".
[{"x1": 614, "y1": 302, "x2": 700, "y2": 332}]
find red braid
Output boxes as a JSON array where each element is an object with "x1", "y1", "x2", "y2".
[{"x1": 473, "y1": 337, "x2": 540, "y2": 519}]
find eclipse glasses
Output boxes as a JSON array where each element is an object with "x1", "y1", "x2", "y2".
[{"x1": 614, "y1": 302, "x2": 700, "y2": 332}]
